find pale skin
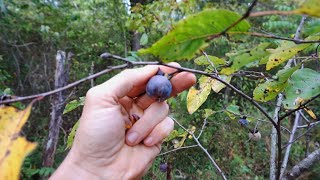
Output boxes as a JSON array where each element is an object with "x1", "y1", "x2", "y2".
[{"x1": 50, "y1": 63, "x2": 196, "y2": 179}]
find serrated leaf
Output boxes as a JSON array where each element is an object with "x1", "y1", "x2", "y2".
[
  {"x1": 140, "y1": 33, "x2": 148, "y2": 45},
  {"x1": 283, "y1": 68, "x2": 320, "y2": 109},
  {"x1": 139, "y1": 9, "x2": 250, "y2": 62},
  {"x1": 63, "y1": 97, "x2": 85, "y2": 114},
  {"x1": 194, "y1": 55, "x2": 225, "y2": 65},
  {"x1": 294, "y1": 0, "x2": 320, "y2": 17},
  {"x1": 211, "y1": 75, "x2": 232, "y2": 93},
  {"x1": 187, "y1": 76, "x2": 211, "y2": 114},
  {"x1": 0, "y1": 103, "x2": 37, "y2": 180},
  {"x1": 266, "y1": 36, "x2": 320, "y2": 70},
  {"x1": 66, "y1": 120, "x2": 79, "y2": 149},
  {"x1": 221, "y1": 43, "x2": 270, "y2": 75},
  {"x1": 253, "y1": 66, "x2": 300, "y2": 102}
]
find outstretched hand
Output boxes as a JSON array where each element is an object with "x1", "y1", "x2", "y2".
[{"x1": 50, "y1": 63, "x2": 196, "y2": 179}]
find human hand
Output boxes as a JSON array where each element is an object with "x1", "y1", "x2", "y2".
[{"x1": 50, "y1": 63, "x2": 196, "y2": 179}]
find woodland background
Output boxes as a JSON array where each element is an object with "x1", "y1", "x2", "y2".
[{"x1": 0, "y1": 0, "x2": 319, "y2": 179}]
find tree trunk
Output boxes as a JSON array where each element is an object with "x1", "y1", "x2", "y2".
[
  {"x1": 131, "y1": 31, "x2": 141, "y2": 51},
  {"x1": 42, "y1": 50, "x2": 72, "y2": 167}
]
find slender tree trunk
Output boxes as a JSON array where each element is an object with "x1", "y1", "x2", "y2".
[
  {"x1": 42, "y1": 51, "x2": 72, "y2": 167},
  {"x1": 131, "y1": 31, "x2": 141, "y2": 51}
]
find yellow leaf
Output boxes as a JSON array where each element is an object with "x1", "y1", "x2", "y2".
[
  {"x1": 187, "y1": 76, "x2": 211, "y2": 114},
  {"x1": 294, "y1": 0, "x2": 320, "y2": 17},
  {"x1": 211, "y1": 75, "x2": 232, "y2": 93},
  {"x1": 304, "y1": 107, "x2": 317, "y2": 120},
  {"x1": 266, "y1": 36, "x2": 320, "y2": 70},
  {"x1": 0, "y1": 104, "x2": 37, "y2": 180}
]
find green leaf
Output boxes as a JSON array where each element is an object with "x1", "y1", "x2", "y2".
[
  {"x1": 163, "y1": 130, "x2": 179, "y2": 142},
  {"x1": 187, "y1": 76, "x2": 211, "y2": 114},
  {"x1": 266, "y1": 36, "x2": 320, "y2": 70},
  {"x1": 294, "y1": 0, "x2": 320, "y2": 17},
  {"x1": 283, "y1": 68, "x2": 320, "y2": 109},
  {"x1": 220, "y1": 43, "x2": 270, "y2": 75},
  {"x1": 139, "y1": 9, "x2": 250, "y2": 62},
  {"x1": 66, "y1": 120, "x2": 79, "y2": 150},
  {"x1": 194, "y1": 55, "x2": 225, "y2": 66},
  {"x1": 253, "y1": 66, "x2": 300, "y2": 102},
  {"x1": 226, "y1": 104, "x2": 240, "y2": 115},
  {"x1": 140, "y1": 33, "x2": 148, "y2": 46},
  {"x1": 63, "y1": 97, "x2": 85, "y2": 114}
]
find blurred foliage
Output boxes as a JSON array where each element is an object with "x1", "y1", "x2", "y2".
[{"x1": 0, "y1": 0, "x2": 319, "y2": 179}]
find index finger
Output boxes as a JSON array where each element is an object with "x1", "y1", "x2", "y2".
[{"x1": 88, "y1": 65, "x2": 159, "y2": 101}]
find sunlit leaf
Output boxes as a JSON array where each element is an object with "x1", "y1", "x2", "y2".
[
  {"x1": 294, "y1": 0, "x2": 320, "y2": 17},
  {"x1": 266, "y1": 36, "x2": 320, "y2": 70},
  {"x1": 0, "y1": 104, "x2": 37, "y2": 180},
  {"x1": 139, "y1": 9, "x2": 250, "y2": 62},
  {"x1": 211, "y1": 75, "x2": 232, "y2": 93},
  {"x1": 187, "y1": 76, "x2": 211, "y2": 114},
  {"x1": 283, "y1": 68, "x2": 320, "y2": 109},
  {"x1": 66, "y1": 120, "x2": 80, "y2": 150},
  {"x1": 220, "y1": 43, "x2": 270, "y2": 75},
  {"x1": 194, "y1": 55, "x2": 225, "y2": 66},
  {"x1": 253, "y1": 66, "x2": 300, "y2": 102},
  {"x1": 63, "y1": 97, "x2": 85, "y2": 114},
  {"x1": 164, "y1": 130, "x2": 179, "y2": 142}
]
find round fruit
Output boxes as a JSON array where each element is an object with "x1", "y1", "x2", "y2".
[
  {"x1": 159, "y1": 163, "x2": 168, "y2": 172},
  {"x1": 146, "y1": 75, "x2": 172, "y2": 102}
]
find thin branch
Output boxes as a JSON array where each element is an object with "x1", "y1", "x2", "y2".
[
  {"x1": 282, "y1": 122, "x2": 320, "y2": 149},
  {"x1": 170, "y1": 116, "x2": 227, "y2": 180},
  {"x1": 249, "y1": 10, "x2": 295, "y2": 17},
  {"x1": 158, "y1": 145, "x2": 198, "y2": 156},
  {"x1": 279, "y1": 94, "x2": 320, "y2": 121},
  {"x1": 0, "y1": 62, "x2": 154, "y2": 104},
  {"x1": 201, "y1": 51, "x2": 218, "y2": 74},
  {"x1": 197, "y1": 116, "x2": 208, "y2": 139},
  {"x1": 280, "y1": 112, "x2": 300, "y2": 179},
  {"x1": 228, "y1": 32, "x2": 320, "y2": 44},
  {"x1": 207, "y1": 0, "x2": 259, "y2": 40},
  {"x1": 297, "y1": 121, "x2": 320, "y2": 129}
]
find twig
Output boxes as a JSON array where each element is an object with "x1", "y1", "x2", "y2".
[
  {"x1": 170, "y1": 116, "x2": 228, "y2": 180},
  {"x1": 228, "y1": 32, "x2": 320, "y2": 44},
  {"x1": 282, "y1": 122, "x2": 320, "y2": 149},
  {"x1": 0, "y1": 63, "x2": 142, "y2": 104},
  {"x1": 207, "y1": 0, "x2": 259, "y2": 40},
  {"x1": 279, "y1": 94, "x2": 320, "y2": 122},
  {"x1": 197, "y1": 116, "x2": 208, "y2": 139},
  {"x1": 280, "y1": 112, "x2": 300, "y2": 179},
  {"x1": 297, "y1": 121, "x2": 320, "y2": 129},
  {"x1": 249, "y1": 10, "x2": 295, "y2": 17},
  {"x1": 201, "y1": 51, "x2": 218, "y2": 75},
  {"x1": 299, "y1": 110, "x2": 310, "y2": 124},
  {"x1": 158, "y1": 145, "x2": 198, "y2": 156}
]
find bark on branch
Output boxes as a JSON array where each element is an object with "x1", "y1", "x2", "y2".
[{"x1": 282, "y1": 148, "x2": 320, "y2": 180}]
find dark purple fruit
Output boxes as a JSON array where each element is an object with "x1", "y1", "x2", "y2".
[
  {"x1": 146, "y1": 73, "x2": 172, "y2": 102},
  {"x1": 159, "y1": 163, "x2": 168, "y2": 172},
  {"x1": 238, "y1": 116, "x2": 248, "y2": 127}
]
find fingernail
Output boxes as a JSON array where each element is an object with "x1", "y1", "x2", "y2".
[
  {"x1": 127, "y1": 132, "x2": 139, "y2": 144},
  {"x1": 144, "y1": 137, "x2": 153, "y2": 145}
]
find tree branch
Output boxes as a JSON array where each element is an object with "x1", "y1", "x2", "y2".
[
  {"x1": 282, "y1": 148, "x2": 320, "y2": 180},
  {"x1": 170, "y1": 116, "x2": 227, "y2": 180},
  {"x1": 228, "y1": 32, "x2": 320, "y2": 44}
]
